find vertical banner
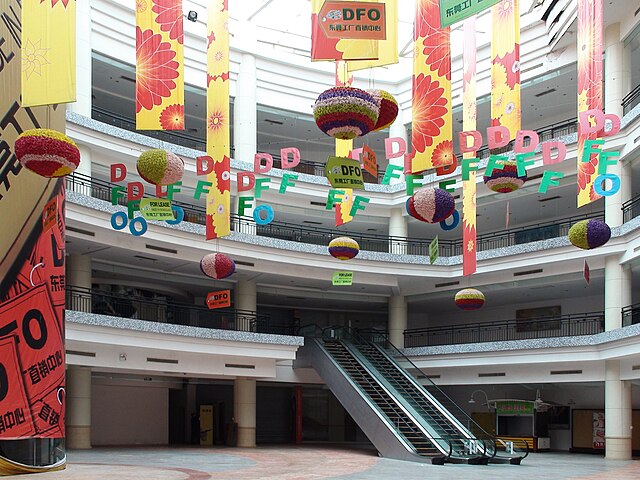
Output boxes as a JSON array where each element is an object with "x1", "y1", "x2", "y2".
[
  {"x1": 22, "y1": 0, "x2": 76, "y2": 107},
  {"x1": 411, "y1": 0, "x2": 453, "y2": 174},
  {"x1": 490, "y1": 0, "x2": 521, "y2": 140},
  {"x1": 462, "y1": 17, "x2": 477, "y2": 276},
  {"x1": 576, "y1": 0, "x2": 603, "y2": 207},
  {"x1": 348, "y1": 0, "x2": 399, "y2": 71},
  {"x1": 136, "y1": 0, "x2": 184, "y2": 130},
  {"x1": 335, "y1": 61, "x2": 354, "y2": 226},
  {"x1": 205, "y1": 0, "x2": 231, "y2": 239},
  {"x1": 336, "y1": 189, "x2": 354, "y2": 226}
]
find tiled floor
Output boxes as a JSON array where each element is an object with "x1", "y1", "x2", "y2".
[{"x1": 13, "y1": 446, "x2": 640, "y2": 480}]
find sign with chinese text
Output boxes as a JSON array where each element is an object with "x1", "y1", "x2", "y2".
[
  {"x1": 361, "y1": 144, "x2": 378, "y2": 178},
  {"x1": 319, "y1": 1, "x2": 386, "y2": 40},
  {"x1": 439, "y1": 0, "x2": 501, "y2": 28},
  {"x1": 206, "y1": 290, "x2": 231, "y2": 309},
  {"x1": 139, "y1": 198, "x2": 175, "y2": 221},
  {"x1": 326, "y1": 156, "x2": 365, "y2": 190},
  {"x1": 495, "y1": 400, "x2": 534, "y2": 415},
  {"x1": 332, "y1": 271, "x2": 353, "y2": 286},
  {"x1": 42, "y1": 197, "x2": 58, "y2": 233}
]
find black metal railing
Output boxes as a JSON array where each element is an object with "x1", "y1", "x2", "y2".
[
  {"x1": 622, "y1": 303, "x2": 640, "y2": 327},
  {"x1": 622, "y1": 84, "x2": 640, "y2": 115},
  {"x1": 403, "y1": 311, "x2": 605, "y2": 348},
  {"x1": 622, "y1": 194, "x2": 640, "y2": 223},
  {"x1": 65, "y1": 285, "x2": 296, "y2": 335}
]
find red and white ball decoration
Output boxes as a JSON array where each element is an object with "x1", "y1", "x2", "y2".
[
  {"x1": 137, "y1": 149, "x2": 184, "y2": 186},
  {"x1": 454, "y1": 288, "x2": 485, "y2": 310},
  {"x1": 200, "y1": 253, "x2": 236, "y2": 279},
  {"x1": 14, "y1": 128, "x2": 81, "y2": 177},
  {"x1": 367, "y1": 89, "x2": 399, "y2": 132},
  {"x1": 408, "y1": 188, "x2": 455, "y2": 223}
]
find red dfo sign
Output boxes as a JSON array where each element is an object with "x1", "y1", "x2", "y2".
[
  {"x1": 319, "y1": 1, "x2": 386, "y2": 40},
  {"x1": 206, "y1": 290, "x2": 231, "y2": 310}
]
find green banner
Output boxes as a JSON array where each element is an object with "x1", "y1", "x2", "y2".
[
  {"x1": 139, "y1": 198, "x2": 175, "y2": 221},
  {"x1": 326, "y1": 156, "x2": 365, "y2": 190},
  {"x1": 332, "y1": 271, "x2": 353, "y2": 286},
  {"x1": 439, "y1": 0, "x2": 501, "y2": 27},
  {"x1": 495, "y1": 401, "x2": 534, "y2": 415},
  {"x1": 429, "y1": 236, "x2": 439, "y2": 265}
]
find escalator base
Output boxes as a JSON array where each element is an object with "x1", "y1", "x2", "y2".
[{"x1": 488, "y1": 457, "x2": 523, "y2": 465}]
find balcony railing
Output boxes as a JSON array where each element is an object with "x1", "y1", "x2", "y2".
[
  {"x1": 66, "y1": 172, "x2": 608, "y2": 257},
  {"x1": 622, "y1": 303, "x2": 640, "y2": 327},
  {"x1": 622, "y1": 194, "x2": 640, "y2": 223},
  {"x1": 622, "y1": 84, "x2": 640, "y2": 116},
  {"x1": 66, "y1": 285, "x2": 297, "y2": 335},
  {"x1": 403, "y1": 311, "x2": 605, "y2": 348}
]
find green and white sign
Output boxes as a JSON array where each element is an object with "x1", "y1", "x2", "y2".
[
  {"x1": 332, "y1": 271, "x2": 353, "y2": 286},
  {"x1": 429, "y1": 236, "x2": 439, "y2": 265},
  {"x1": 139, "y1": 198, "x2": 175, "y2": 221},
  {"x1": 326, "y1": 156, "x2": 365, "y2": 190},
  {"x1": 439, "y1": 0, "x2": 501, "y2": 28},
  {"x1": 495, "y1": 401, "x2": 535, "y2": 415}
]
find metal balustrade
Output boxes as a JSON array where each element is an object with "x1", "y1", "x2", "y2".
[
  {"x1": 622, "y1": 303, "x2": 640, "y2": 327},
  {"x1": 623, "y1": 84, "x2": 640, "y2": 115},
  {"x1": 623, "y1": 194, "x2": 640, "y2": 223}
]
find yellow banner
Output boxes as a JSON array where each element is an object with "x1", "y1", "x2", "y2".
[
  {"x1": 490, "y1": 0, "x2": 521, "y2": 140},
  {"x1": 335, "y1": 61, "x2": 354, "y2": 226},
  {"x1": 347, "y1": 0, "x2": 398, "y2": 72},
  {"x1": 21, "y1": 0, "x2": 76, "y2": 107},
  {"x1": 136, "y1": 0, "x2": 184, "y2": 130},
  {"x1": 205, "y1": 0, "x2": 230, "y2": 239}
]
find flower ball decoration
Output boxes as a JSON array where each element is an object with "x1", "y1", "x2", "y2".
[
  {"x1": 14, "y1": 129, "x2": 81, "y2": 177},
  {"x1": 568, "y1": 219, "x2": 611, "y2": 250},
  {"x1": 367, "y1": 89, "x2": 398, "y2": 131},
  {"x1": 410, "y1": 187, "x2": 455, "y2": 223},
  {"x1": 328, "y1": 237, "x2": 360, "y2": 261},
  {"x1": 200, "y1": 253, "x2": 236, "y2": 279},
  {"x1": 313, "y1": 87, "x2": 380, "y2": 140},
  {"x1": 483, "y1": 161, "x2": 527, "y2": 193},
  {"x1": 137, "y1": 149, "x2": 184, "y2": 186},
  {"x1": 454, "y1": 288, "x2": 485, "y2": 310}
]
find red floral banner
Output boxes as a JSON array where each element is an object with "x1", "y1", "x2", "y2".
[
  {"x1": 411, "y1": 0, "x2": 453, "y2": 174},
  {"x1": 577, "y1": 0, "x2": 603, "y2": 207},
  {"x1": 136, "y1": 0, "x2": 184, "y2": 130},
  {"x1": 491, "y1": 0, "x2": 521, "y2": 140},
  {"x1": 462, "y1": 17, "x2": 477, "y2": 276}
]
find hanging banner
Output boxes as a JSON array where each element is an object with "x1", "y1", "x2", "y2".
[
  {"x1": 592, "y1": 412, "x2": 605, "y2": 448},
  {"x1": 361, "y1": 144, "x2": 378, "y2": 178},
  {"x1": 21, "y1": 0, "x2": 76, "y2": 107},
  {"x1": 326, "y1": 156, "x2": 365, "y2": 189},
  {"x1": 206, "y1": 290, "x2": 231, "y2": 309},
  {"x1": 462, "y1": 17, "x2": 477, "y2": 276},
  {"x1": 318, "y1": 1, "x2": 386, "y2": 40},
  {"x1": 335, "y1": 62, "x2": 355, "y2": 227},
  {"x1": 136, "y1": 0, "x2": 184, "y2": 130},
  {"x1": 576, "y1": 0, "x2": 603, "y2": 207},
  {"x1": 139, "y1": 198, "x2": 174, "y2": 220},
  {"x1": 336, "y1": 188, "x2": 354, "y2": 226},
  {"x1": 490, "y1": 0, "x2": 521, "y2": 140},
  {"x1": 311, "y1": 0, "x2": 379, "y2": 61},
  {"x1": 584, "y1": 259, "x2": 590, "y2": 285},
  {"x1": 429, "y1": 235, "x2": 438, "y2": 264},
  {"x1": 205, "y1": 0, "x2": 231, "y2": 239},
  {"x1": 411, "y1": 0, "x2": 453, "y2": 173},
  {"x1": 439, "y1": 0, "x2": 501, "y2": 27},
  {"x1": 332, "y1": 271, "x2": 353, "y2": 286},
  {"x1": 348, "y1": 0, "x2": 398, "y2": 71}
]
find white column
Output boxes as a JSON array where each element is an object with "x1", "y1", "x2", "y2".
[
  {"x1": 234, "y1": 279, "x2": 256, "y2": 332},
  {"x1": 387, "y1": 114, "x2": 407, "y2": 185},
  {"x1": 604, "y1": 255, "x2": 624, "y2": 331},
  {"x1": 66, "y1": 366, "x2": 92, "y2": 449},
  {"x1": 233, "y1": 53, "x2": 257, "y2": 163},
  {"x1": 388, "y1": 207, "x2": 408, "y2": 254},
  {"x1": 69, "y1": 0, "x2": 92, "y2": 117},
  {"x1": 234, "y1": 377, "x2": 256, "y2": 447},
  {"x1": 605, "y1": 360, "x2": 632, "y2": 459},
  {"x1": 388, "y1": 294, "x2": 407, "y2": 348},
  {"x1": 66, "y1": 254, "x2": 92, "y2": 312}
]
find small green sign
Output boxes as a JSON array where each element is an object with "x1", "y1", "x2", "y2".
[
  {"x1": 439, "y1": 0, "x2": 501, "y2": 28},
  {"x1": 326, "y1": 156, "x2": 365, "y2": 190},
  {"x1": 429, "y1": 236, "x2": 439, "y2": 265},
  {"x1": 139, "y1": 198, "x2": 175, "y2": 221},
  {"x1": 495, "y1": 401, "x2": 534, "y2": 415},
  {"x1": 332, "y1": 271, "x2": 353, "y2": 286}
]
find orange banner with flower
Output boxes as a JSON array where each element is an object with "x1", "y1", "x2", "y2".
[
  {"x1": 491, "y1": 0, "x2": 521, "y2": 140},
  {"x1": 136, "y1": 0, "x2": 184, "y2": 130},
  {"x1": 462, "y1": 17, "x2": 477, "y2": 276},
  {"x1": 22, "y1": 0, "x2": 76, "y2": 107},
  {"x1": 205, "y1": 0, "x2": 231, "y2": 239},
  {"x1": 577, "y1": 0, "x2": 603, "y2": 207},
  {"x1": 411, "y1": 0, "x2": 453, "y2": 174}
]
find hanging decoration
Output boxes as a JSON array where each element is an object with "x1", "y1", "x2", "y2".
[
  {"x1": 490, "y1": 0, "x2": 521, "y2": 140},
  {"x1": 328, "y1": 237, "x2": 360, "y2": 261},
  {"x1": 136, "y1": 149, "x2": 184, "y2": 186},
  {"x1": 455, "y1": 288, "x2": 485, "y2": 310},
  {"x1": 336, "y1": 189, "x2": 355, "y2": 227},
  {"x1": 411, "y1": 0, "x2": 453, "y2": 173},
  {"x1": 568, "y1": 219, "x2": 611, "y2": 250},
  {"x1": 462, "y1": 17, "x2": 477, "y2": 276},
  {"x1": 135, "y1": 0, "x2": 184, "y2": 130},
  {"x1": 21, "y1": 0, "x2": 76, "y2": 107},
  {"x1": 367, "y1": 89, "x2": 399, "y2": 131},
  {"x1": 313, "y1": 87, "x2": 380, "y2": 140},
  {"x1": 483, "y1": 160, "x2": 527, "y2": 193},
  {"x1": 200, "y1": 253, "x2": 236, "y2": 279},
  {"x1": 347, "y1": 0, "x2": 399, "y2": 71},
  {"x1": 576, "y1": 0, "x2": 604, "y2": 207},
  {"x1": 205, "y1": 0, "x2": 231, "y2": 239},
  {"x1": 14, "y1": 129, "x2": 80, "y2": 178},
  {"x1": 409, "y1": 187, "x2": 455, "y2": 224}
]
